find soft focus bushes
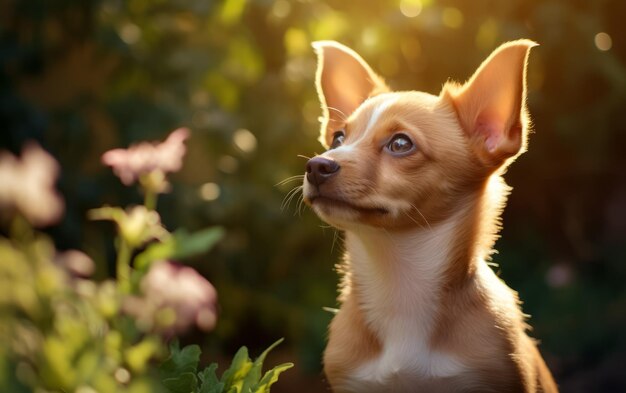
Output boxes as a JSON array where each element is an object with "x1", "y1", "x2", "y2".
[{"x1": 0, "y1": 132, "x2": 291, "y2": 392}]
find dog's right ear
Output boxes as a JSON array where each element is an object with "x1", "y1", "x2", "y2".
[{"x1": 313, "y1": 41, "x2": 388, "y2": 148}]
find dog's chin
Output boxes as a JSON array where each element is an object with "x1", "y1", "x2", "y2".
[{"x1": 307, "y1": 195, "x2": 389, "y2": 228}]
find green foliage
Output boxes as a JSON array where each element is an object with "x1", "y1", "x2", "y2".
[
  {"x1": 0, "y1": 229, "x2": 165, "y2": 392},
  {"x1": 0, "y1": 131, "x2": 291, "y2": 391},
  {"x1": 159, "y1": 342, "x2": 202, "y2": 392},
  {"x1": 135, "y1": 227, "x2": 225, "y2": 270},
  {"x1": 160, "y1": 339, "x2": 293, "y2": 393}
]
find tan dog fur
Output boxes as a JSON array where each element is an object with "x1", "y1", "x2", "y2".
[{"x1": 302, "y1": 40, "x2": 558, "y2": 392}]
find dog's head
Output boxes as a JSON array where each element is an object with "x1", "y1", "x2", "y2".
[{"x1": 303, "y1": 40, "x2": 536, "y2": 230}]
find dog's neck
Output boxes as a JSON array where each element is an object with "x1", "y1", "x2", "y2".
[
  {"x1": 340, "y1": 175, "x2": 507, "y2": 340},
  {"x1": 343, "y1": 211, "x2": 465, "y2": 339}
]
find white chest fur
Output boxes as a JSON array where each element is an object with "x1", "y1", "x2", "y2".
[{"x1": 341, "y1": 214, "x2": 468, "y2": 389}]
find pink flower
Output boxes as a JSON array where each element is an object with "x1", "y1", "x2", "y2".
[
  {"x1": 0, "y1": 142, "x2": 64, "y2": 226},
  {"x1": 127, "y1": 261, "x2": 218, "y2": 335},
  {"x1": 54, "y1": 249, "x2": 95, "y2": 278},
  {"x1": 102, "y1": 128, "x2": 190, "y2": 188}
]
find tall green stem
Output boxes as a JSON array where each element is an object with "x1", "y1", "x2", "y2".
[{"x1": 117, "y1": 239, "x2": 132, "y2": 293}]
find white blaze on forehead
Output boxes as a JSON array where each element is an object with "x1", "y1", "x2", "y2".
[
  {"x1": 324, "y1": 95, "x2": 399, "y2": 156},
  {"x1": 365, "y1": 96, "x2": 398, "y2": 135}
]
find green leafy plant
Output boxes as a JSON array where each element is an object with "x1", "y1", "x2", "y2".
[
  {"x1": 160, "y1": 339, "x2": 292, "y2": 393},
  {"x1": 0, "y1": 131, "x2": 292, "y2": 392}
]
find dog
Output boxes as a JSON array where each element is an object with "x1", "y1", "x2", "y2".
[{"x1": 301, "y1": 40, "x2": 558, "y2": 392}]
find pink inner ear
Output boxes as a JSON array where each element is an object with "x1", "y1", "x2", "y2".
[{"x1": 475, "y1": 115, "x2": 504, "y2": 153}]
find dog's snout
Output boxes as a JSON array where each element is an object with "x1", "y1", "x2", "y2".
[{"x1": 306, "y1": 156, "x2": 340, "y2": 186}]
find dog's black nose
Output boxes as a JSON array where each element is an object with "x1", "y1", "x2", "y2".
[{"x1": 306, "y1": 156, "x2": 340, "y2": 186}]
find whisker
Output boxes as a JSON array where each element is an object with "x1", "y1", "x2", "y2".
[
  {"x1": 274, "y1": 175, "x2": 304, "y2": 187},
  {"x1": 295, "y1": 194, "x2": 306, "y2": 216},
  {"x1": 280, "y1": 190, "x2": 296, "y2": 211},
  {"x1": 297, "y1": 154, "x2": 312, "y2": 160},
  {"x1": 409, "y1": 203, "x2": 432, "y2": 230},
  {"x1": 326, "y1": 106, "x2": 348, "y2": 122},
  {"x1": 281, "y1": 186, "x2": 303, "y2": 211},
  {"x1": 403, "y1": 210, "x2": 426, "y2": 230},
  {"x1": 331, "y1": 229, "x2": 340, "y2": 254},
  {"x1": 351, "y1": 183, "x2": 431, "y2": 231}
]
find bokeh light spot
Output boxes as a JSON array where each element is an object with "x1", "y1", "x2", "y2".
[
  {"x1": 361, "y1": 28, "x2": 380, "y2": 48},
  {"x1": 442, "y1": 7, "x2": 463, "y2": 29},
  {"x1": 200, "y1": 182, "x2": 221, "y2": 201},
  {"x1": 233, "y1": 128, "x2": 257, "y2": 153},
  {"x1": 114, "y1": 368, "x2": 131, "y2": 384},
  {"x1": 594, "y1": 32, "x2": 612, "y2": 51},
  {"x1": 284, "y1": 28, "x2": 309, "y2": 56},
  {"x1": 75, "y1": 386, "x2": 98, "y2": 393},
  {"x1": 400, "y1": 0, "x2": 422, "y2": 18},
  {"x1": 119, "y1": 23, "x2": 141, "y2": 45},
  {"x1": 272, "y1": 0, "x2": 291, "y2": 19},
  {"x1": 546, "y1": 263, "x2": 574, "y2": 288}
]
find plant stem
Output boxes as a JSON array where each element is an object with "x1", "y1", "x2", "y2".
[
  {"x1": 117, "y1": 239, "x2": 132, "y2": 293},
  {"x1": 144, "y1": 189, "x2": 157, "y2": 211}
]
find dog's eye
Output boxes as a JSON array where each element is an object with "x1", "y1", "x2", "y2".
[
  {"x1": 330, "y1": 130, "x2": 345, "y2": 150},
  {"x1": 387, "y1": 134, "x2": 414, "y2": 155}
]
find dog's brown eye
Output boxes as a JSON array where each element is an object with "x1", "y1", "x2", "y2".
[
  {"x1": 330, "y1": 130, "x2": 345, "y2": 150},
  {"x1": 387, "y1": 134, "x2": 414, "y2": 155}
]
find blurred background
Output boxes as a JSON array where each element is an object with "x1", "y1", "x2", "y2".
[{"x1": 1, "y1": 0, "x2": 625, "y2": 391}]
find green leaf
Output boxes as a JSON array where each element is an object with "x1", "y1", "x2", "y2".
[
  {"x1": 162, "y1": 372, "x2": 198, "y2": 393},
  {"x1": 135, "y1": 227, "x2": 224, "y2": 269},
  {"x1": 159, "y1": 341, "x2": 201, "y2": 392},
  {"x1": 220, "y1": 345, "x2": 252, "y2": 389},
  {"x1": 252, "y1": 363, "x2": 294, "y2": 393},
  {"x1": 198, "y1": 364, "x2": 224, "y2": 393},
  {"x1": 240, "y1": 339, "x2": 284, "y2": 392}
]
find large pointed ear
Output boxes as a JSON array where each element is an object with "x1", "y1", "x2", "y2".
[
  {"x1": 313, "y1": 41, "x2": 388, "y2": 148},
  {"x1": 444, "y1": 39, "x2": 537, "y2": 167}
]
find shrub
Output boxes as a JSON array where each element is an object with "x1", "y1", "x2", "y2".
[{"x1": 0, "y1": 130, "x2": 292, "y2": 392}]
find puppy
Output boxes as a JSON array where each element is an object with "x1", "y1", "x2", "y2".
[{"x1": 302, "y1": 40, "x2": 558, "y2": 392}]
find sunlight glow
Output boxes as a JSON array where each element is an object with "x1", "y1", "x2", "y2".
[
  {"x1": 361, "y1": 28, "x2": 380, "y2": 48},
  {"x1": 400, "y1": 0, "x2": 423, "y2": 18},
  {"x1": 119, "y1": 23, "x2": 141, "y2": 45},
  {"x1": 272, "y1": 0, "x2": 291, "y2": 19},
  {"x1": 594, "y1": 32, "x2": 612, "y2": 51},
  {"x1": 200, "y1": 182, "x2": 221, "y2": 201},
  {"x1": 442, "y1": 7, "x2": 463, "y2": 29},
  {"x1": 233, "y1": 128, "x2": 257, "y2": 153}
]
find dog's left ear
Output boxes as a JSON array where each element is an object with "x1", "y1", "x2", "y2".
[
  {"x1": 313, "y1": 41, "x2": 388, "y2": 148},
  {"x1": 445, "y1": 39, "x2": 537, "y2": 167}
]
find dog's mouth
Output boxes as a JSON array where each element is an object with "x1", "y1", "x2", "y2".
[{"x1": 308, "y1": 195, "x2": 389, "y2": 215}]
